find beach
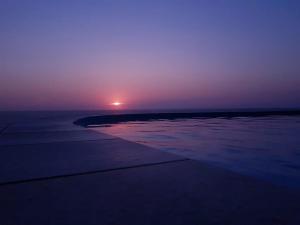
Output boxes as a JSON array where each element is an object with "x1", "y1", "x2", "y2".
[{"x1": 0, "y1": 111, "x2": 300, "y2": 225}]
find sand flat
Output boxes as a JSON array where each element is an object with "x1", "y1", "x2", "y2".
[
  {"x1": 0, "y1": 138, "x2": 183, "y2": 184},
  {"x1": 1, "y1": 160, "x2": 300, "y2": 225},
  {"x1": 0, "y1": 129, "x2": 117, "y2": 146}
]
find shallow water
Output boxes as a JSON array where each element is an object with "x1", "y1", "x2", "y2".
[{"x1": 92, "y1": 116, "x2": 300, "y2": 188}]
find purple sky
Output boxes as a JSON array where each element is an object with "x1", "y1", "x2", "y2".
[{"x1": 1, "y1": 0, "x2": 300, "y2": 110}]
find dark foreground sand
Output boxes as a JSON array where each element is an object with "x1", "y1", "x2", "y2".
[{"x1": 0, "y1": 111, "x2": 300, "y2": 225}]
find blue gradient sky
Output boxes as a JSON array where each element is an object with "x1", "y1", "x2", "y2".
[{"x1": 1, "y1": 0, "x2": 299, "y2": 110}]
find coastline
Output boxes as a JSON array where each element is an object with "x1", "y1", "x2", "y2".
[{"x1": 1, "y1": 111, "x2": 300, "y2": 224}]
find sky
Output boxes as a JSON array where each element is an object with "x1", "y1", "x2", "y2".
[{"x1": 0, "y1": 0, "x2": 300, "y2": 110}]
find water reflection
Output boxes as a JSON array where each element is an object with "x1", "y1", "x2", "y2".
[{"x1": 92, "y1": 116, "x2": 300, "y2": 188}]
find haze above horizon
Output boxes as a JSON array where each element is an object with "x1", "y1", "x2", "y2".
[{"x1": 1, "y1": 0, "x2": 299, "y2": 110}]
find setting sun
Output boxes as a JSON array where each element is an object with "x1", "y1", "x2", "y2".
[{"x1": 111, "y1": 101, "x2": 122, "y2": 106}]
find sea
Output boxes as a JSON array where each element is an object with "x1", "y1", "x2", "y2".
[{"x1": 91, "y1": 115, "x2": 300, "y2": 188}]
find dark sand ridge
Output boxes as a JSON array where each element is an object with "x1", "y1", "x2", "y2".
[{"x1": 74, "y1": 109, "x2": 300, "y2": 127}]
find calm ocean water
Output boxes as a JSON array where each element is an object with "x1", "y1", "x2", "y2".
[{"x1": 92, "y1": 116, "x2": 300, "y2": 188}]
